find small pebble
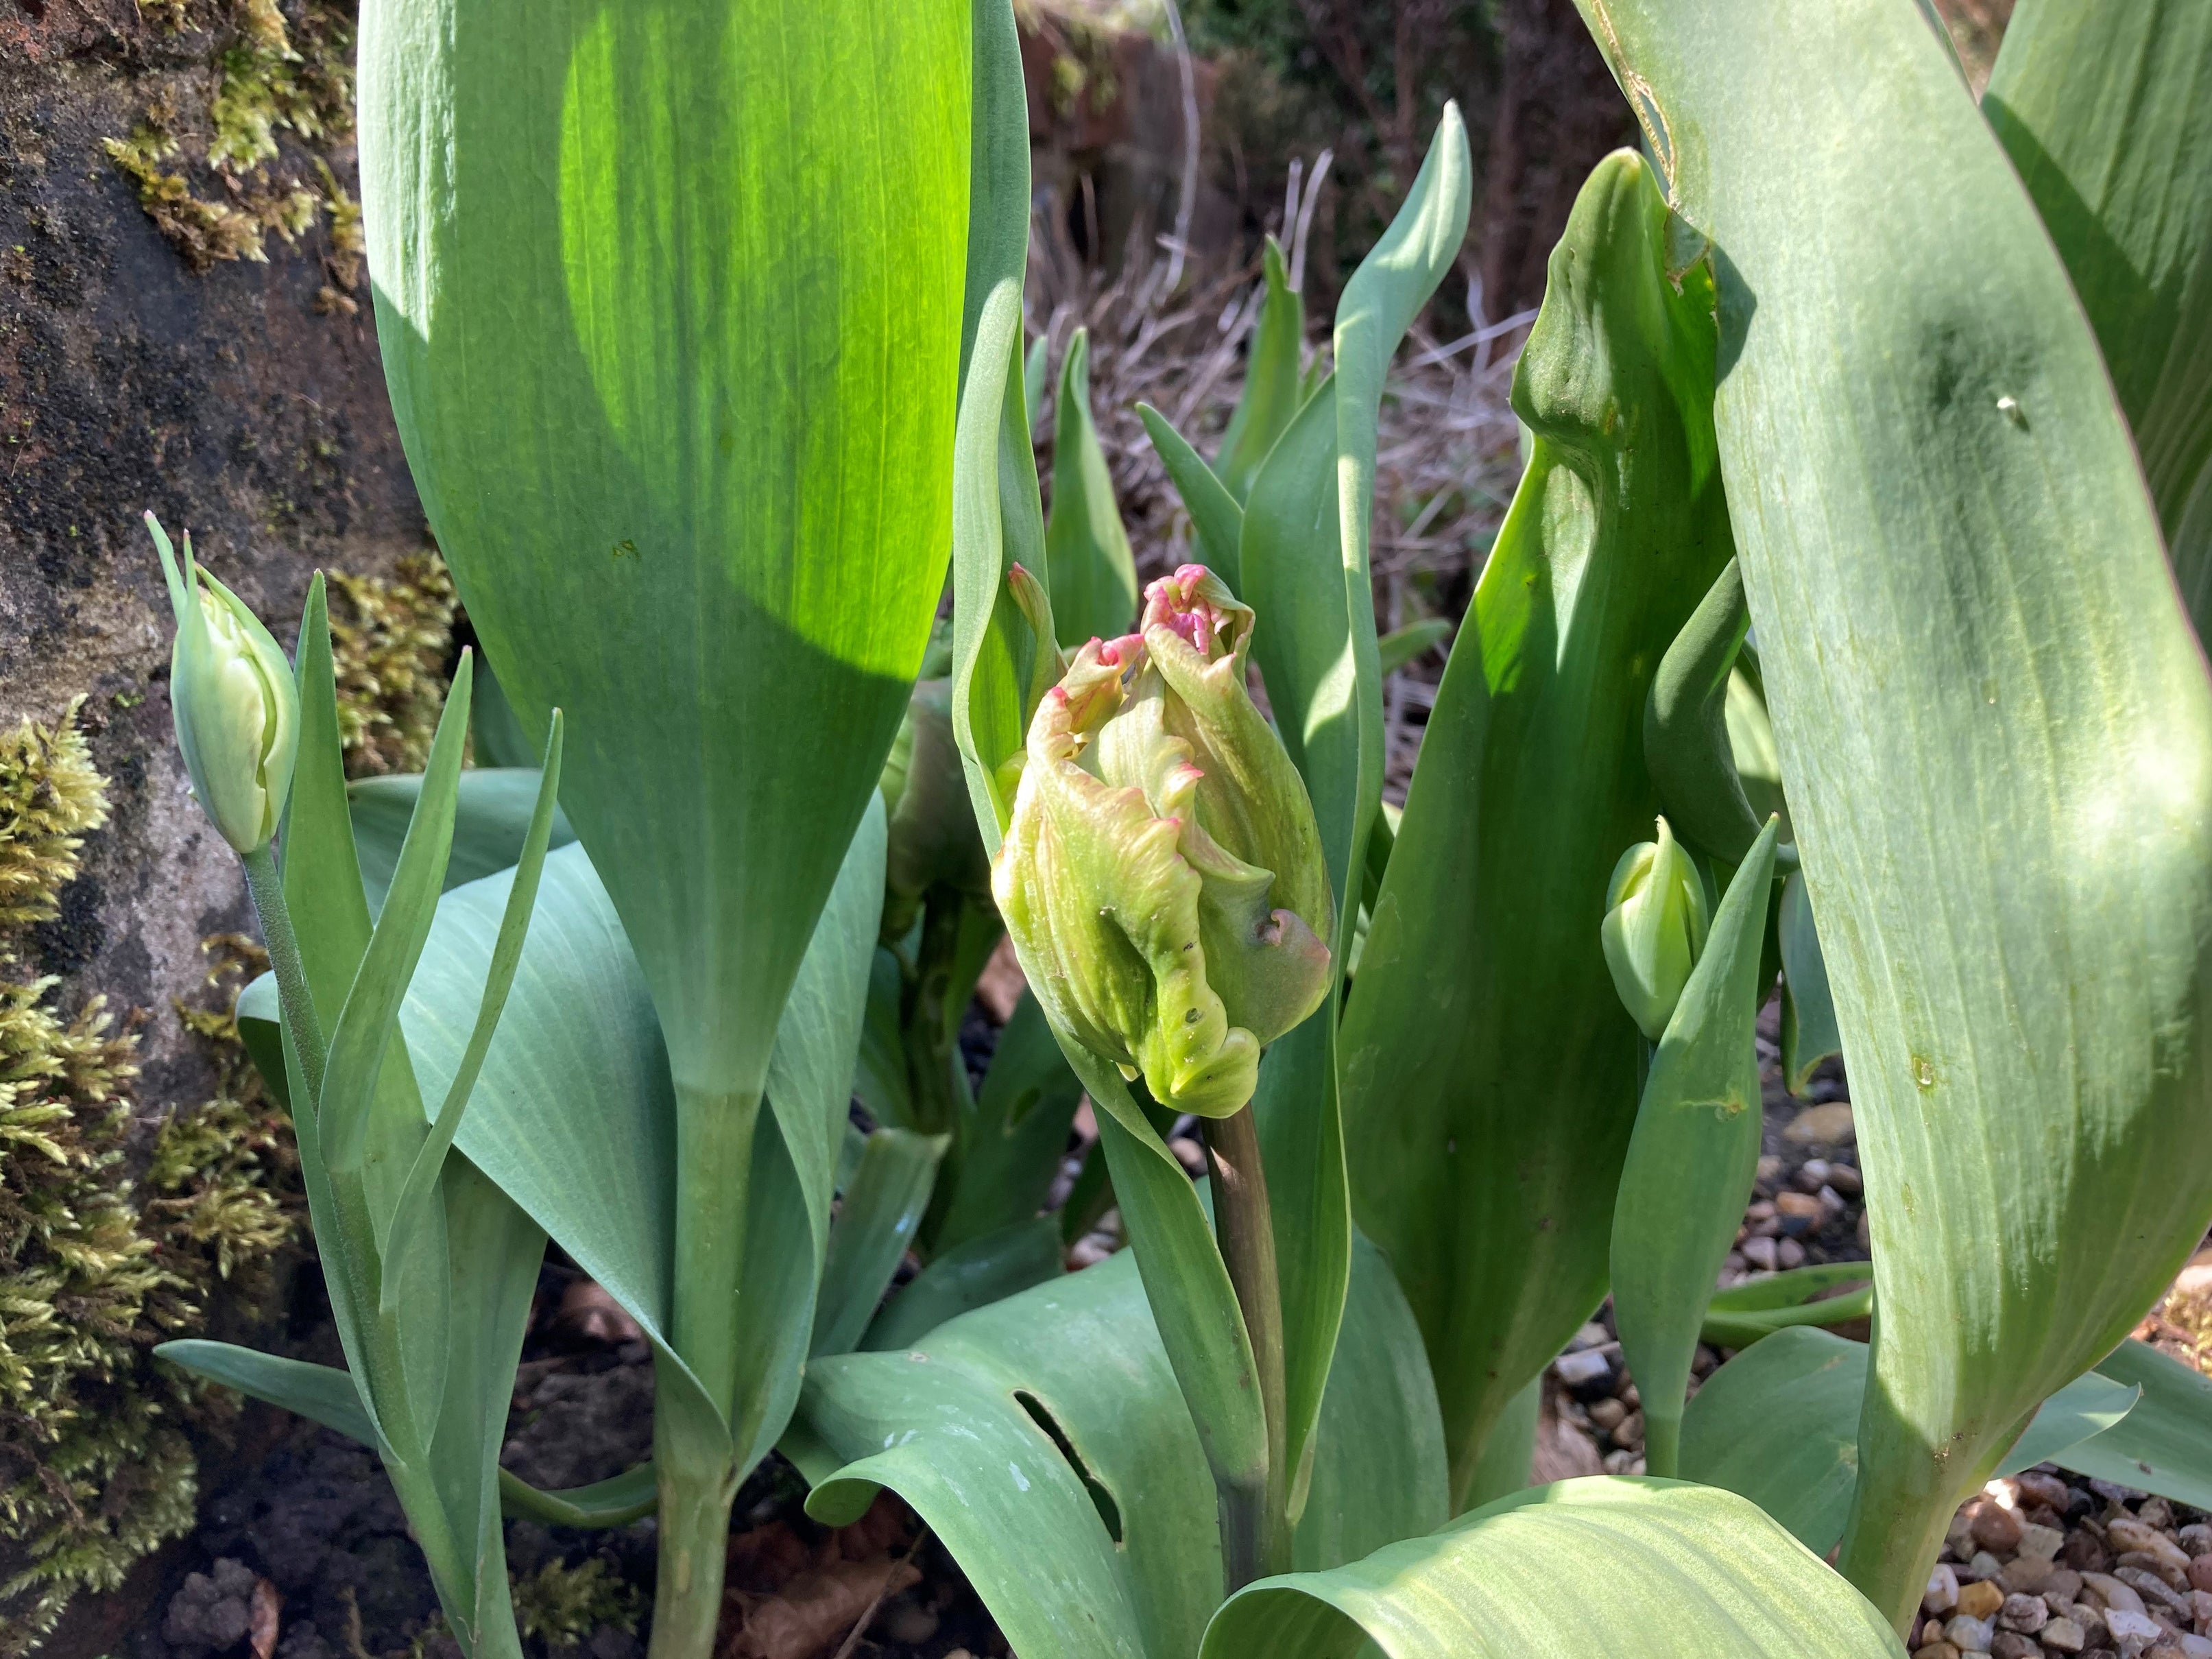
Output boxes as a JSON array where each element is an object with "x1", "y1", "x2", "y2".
[
  {"x1": 1925, "y1": 1564, "x2": 1960, "y2": 1616},
  {"x1": 2114, "y1": 1567, "x2": 2190, "y2": 1612},
  {"x1": 1587, "y1": 1397, "x2": 1626, "y2": 1431},
  {"x1": 2178, "y1": 1527, "x2": 2212, "y2": 1556},
  {"x1": 1912, "y1": 1645, "x2": 1961, "y2": 1659},
  {"x1": 1999, "y1": 1592, "x2": 2048, "y2": 1634},
  {"x1": 2111, "y1": 1520, "x2": 2192, "y2": 1575},
  {"x1": 1612, "y1": 1410, "x2": 1646, "y2": 1451},
  {"x1": 2042, "y1": 1616, "x2": 2087, "y2": 1654},
  {"x1": 2017, "y1": 1473, "x2": 2071, "y2": 1512},
  {"x1": 1554, "y1": 1349, "x2": 1612, "y2": 1389},
  {"x1": 1973, "y1": 1501, "x2": 2025, "y2": 1554},
  {"x1": 2019, "y1": 1523, "x2": 2067, "y2": 1562},
  {"x1": 1742, "y1": 1235, "x2": 1779, "y2": 1272},
  {"x1": 1956, "y1": 1580, "x2": 2005, "y2": 1621},
  {"x1": 1987, "y1": 1634, "x2": 2039, "y2": 1659},
  {"x1": 1784, "y1": 1101, "x2": 1855, "y2": 1145},
  {"x1": 1826, "y1": 1161, "x2": 1863, "y2": 1195},
  {"x1": 1777, "y1": 1237, "x2": 1807, "y2": 1269},
  {"x1": 2102, "y1": 1608, "x2": 2160, "y2": 1650},
  {"x1": 2083, "y1": 1575, "x2": 2148, "y2": 1616},
  {"x1": 1945, "y1": 1612, "x2": 1995, "y2": 1651},
  {"x1": 2047, "y1": 1568, "x2": 2086, "y2": 1603},
  {"x1": 1168, "y1": 1136, "x2": 1207, "y2": 1177},
  {"x1": 1755, "y1": 1154, "x2": 1783, "y2": 1185},
  {"x1": 1973, "y1": 1552, "x2": 2008, "y2": 1580},
  {"x1": 1774, "y1": 1190, "x2": 1824, "y2": 1234},
  {"x1": 1567, "y1": 1322, "x2": 1609, "y2": 1352},
  {"x1": 1999, "y1": 1553, "x2": 2054, "y2": 1595}
]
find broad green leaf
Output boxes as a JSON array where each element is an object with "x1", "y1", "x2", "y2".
[
  {"x1": 347, "y1": 769, "x2": 575, "y2": 918},
  {"x1": 812, "y1": 1128, "x2": 950, "y2": 1358},
  {"x1": 797, "y1": 1234, "x2": 1443, "y2": 1659},
  {"x1": 1777, "y1": 872, "x2": 1841, "y2": 1097},
  {"x1": 1046, "y1": 327, "x2": 1140, "y2": 645},
  {"x1": 1572, "y1": 1, "x2": 2212, "y2": 1625},
  {"x1": 1375, "y1": 619, "x2": 1451, "y2": 678},
  {"x1": 1201, "y1": 1477, "x2": 1906, "y2": 1658},
  {"x1": 1706, "y1": 1262, "x2": 1871, "y2": 1315},
  {"x1": 2065, "y1": 1338, "x2": 2212, "y2": 1511},
  {"x1": 1214, "y1": 238, "x2": 1306, "y2": 507},
  {"x1": 1681, "y1": 1328, "x2": 2140, "y2": 1557},
  {"x1": 930, "y1": 990, "x2": 1085, "y2": 1254},
  {"x1": 1138, "y1": 403, "x2": 1246, "y2": 591},
  {"x1": 863, "y1": 1215, "x2": 1064, "y2": 1352},
  {"x1": 1642, "y1": 561, "x2": 1759, "y2": 863},
  {"x1": 1984, "y1": 0, "x2": 2212, "y2": 634},
  {"x1": 1612, "y1": 817, "x2": 1779, "y2": 1476},
  {"x1": 1340, "y1": 148, "x2": 1733, "y2": 1507},
  {"x1": 363, "y1": 0, "x2": 966, "y2": 1111},
  {"x1": 1722, "y1": 660, "x2": 1788, "y2": 835}
]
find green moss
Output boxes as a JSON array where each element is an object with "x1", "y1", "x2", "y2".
[
  {"x1": 0, "y1": 700, "x2": 108, "y2": 933},
  {"x1": 0, "y1": 706, "x2": 300, "y2": 1654},
  {"x1": 103, "y1": 0, "x2": 357, "y2": 274},
  {"x1": 328, "y1": 552, "x2": 459, "y2": 778},
  {"x1": 512, "y1": 1557, "x2": 644, "y2": 1651}
]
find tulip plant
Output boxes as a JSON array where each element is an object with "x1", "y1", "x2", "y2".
[{"x1": 136, "y1": 0, "x2": 2212, "y2": 1655}]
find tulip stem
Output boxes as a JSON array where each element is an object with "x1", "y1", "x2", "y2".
[
  {"x1": 1201, "y1": 1103, "x2": 1291, "y2": 1591},
  {"x1": 241, "y1": 842, "x2": 326, "y2": 1109}
]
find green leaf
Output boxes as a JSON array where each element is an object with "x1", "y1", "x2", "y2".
[
  {"x1": 1201, "y1": 1477, "x2": 1906, "y2": 1658},
  {"x1": 1984, "y1": 0, "x2": 2212, "y2": 635},
  {"x1": 363, "y1": 1, "x2": 966, "y2": 1115},
  {"x1": 467, "y1": 654, "x2": 539, "y2": 770},
  {"x1": 1046, "y1": 327, "x2": 1140, "y2": 645},
  {"x1": 2063, "y1": 1338, "x2": 2212, "y2": 1511},
  {"x1": 1572, "y1": 1, "x2": 2212, "y2": 1625},
  {"x1": 156, "y1": 1341, "x2": 378, "y2": 1448},
  {"x1": 812, "y1": 1128, "x2": 950, "y2": 1358},
  {"x1": 1611, "y1": 817, "x2": 1779, "y2": 1476},
  {"x1": 346, "y1": 769, "x2": 575, "y2": 918},
  {"x1": 853, "y1": 947, "x2": 916, "y2": 1130},
  {"x1": 1777, "y1": 872, "x2": 1841, "y2": 1097},
  {"x1": 797, "y1": 1232, "x2": 1443, "y2": 1659},
  {"x1": 1214, "y1": 238, "x2": 1306, "y2": 507},
  {"x1": 1700, "y1": 1263, "x2": 1871, "y2": 1352},
  {"x1": 965, "y1": 0, "x2": 1031, "y2": 398},
  {"x1": 1339, "y1": 147, "x2": 1733, "y2": 1508},
  {"x1": 1375, "y1": 619, "x2": 1451, "y2": 678},
  {"x1": 1138, "y1": 403, "x2": 1246, "y2": 592},
  {"x1": 1024, "y1": 335, "x2": 1050, "y2": 435},
  {"x1": 930, "y1": 990, "x2": 1085, "y2": 1254},
  {"x1": 863, "y1": 1215, "x2": 1065, "y2": 1352},
  {"x1": 498, "y1": 1463, "x2": 658, "y2": 1531},
  {"x1": 950, "y1": 282, "x2": 1050, "y2": 850},
  {"x1": 379, "y1": 719, "x2": 564, "y2": 1324},
  {"x1": 1642, "y1": 560, "x2": 1759, "y2": 863},
  {"x1": 1681, "y1": 1328, "x2": 2139, "y2": 1557}
]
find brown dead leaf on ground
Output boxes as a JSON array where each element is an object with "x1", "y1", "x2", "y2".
[
  {"x1": 717, "y1": 1492, "x2": 925, "y2": 1659},
  {"x1": 722, "y1": 1557, "x2": 922, "y2": 1659},
  {"x1": 557, "y1": 1278, "x2": 646, "y2": 1345},
  {"x1": 248, "y1": 1577, "x2": 282, "y2": 1659}
]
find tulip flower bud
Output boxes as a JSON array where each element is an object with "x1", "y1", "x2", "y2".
[
  {"x1": 146, "y1": 512, "x2": 298, "y2": 855},
  {"x1": 880, "y1": 678, "x2": 992, "y2": 937},
  {"x1": 992, "y1": 563, "x2": 1332, "y2": 1117},
  {"x1": 1600, "y1": 815, "x2": 1709, "y2": 1040}
]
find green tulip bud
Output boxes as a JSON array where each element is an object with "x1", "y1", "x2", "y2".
[
  {"x1": 880, "y1": 678, "x2": 992, "y2": 937},
  {"x1": 146, "y1": 512, "x2": 298, "y2": 855},
  {"x1": 992, "y1": 562, "x2": 1333, "y2": 1117},
  {"x1": 1600, "y1": 815, "x2": 1709, "y2": 1040}
]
